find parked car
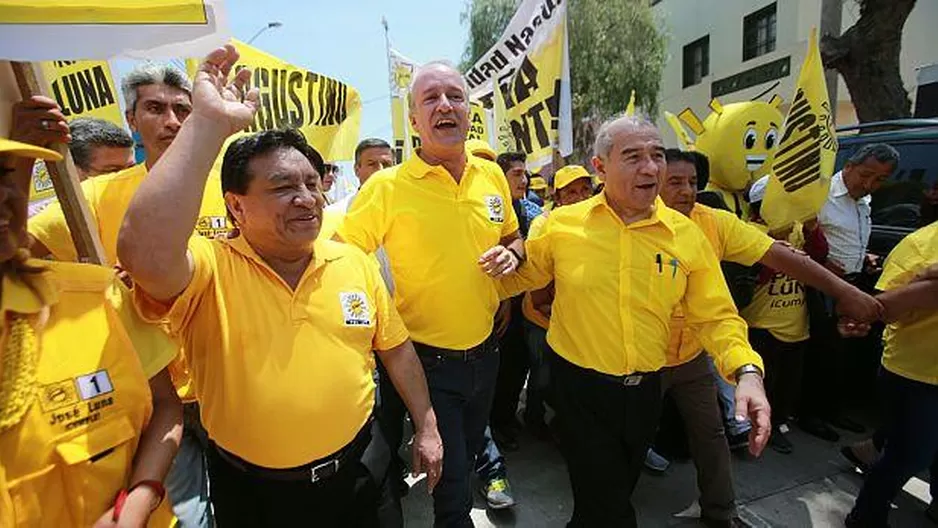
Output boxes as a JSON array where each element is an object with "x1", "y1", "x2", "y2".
[{"x1": 834, "y1": 119, "x2": 938, "y2": 257}]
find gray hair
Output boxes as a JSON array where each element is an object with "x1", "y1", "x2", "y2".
[
  {"x1": 847, "y1": 143, "x2": 900, "y2": 173},
  {"x1": 68, "y1": 117, "x2": 134, "y2": 170},
  {"x1": 407, "y1": 60, "x2": 470, "y2": 113},
  {"x1": 121, "y1": 63, "x2": 192, "y2": 112},
  {"x1": 593, "y1": 114, "x2": 658, "y2": 159}
]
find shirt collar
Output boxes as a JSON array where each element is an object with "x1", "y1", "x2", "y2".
[
  {"x1": 588, "y1": 193, "x2": 677, "y2": 236},
  {"x1": 223, "y1": 234, "x2": 345, "y2": 278},
  {"x1": 403, "y1": 146, "x2": 479, "y2": 180},
  {"x1": 830, "y1": 171, "x2": 872, "y2": 205},
  {"x1": 1, "y1": 264, "x2": 58, "y2": 317}
]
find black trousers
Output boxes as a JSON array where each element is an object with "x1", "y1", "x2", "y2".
[
  {"x1": 749, "y1": 328, "x2": 806, "y2": 427},
  {"x1": 549, "y1": 351, "x2": 663, "y2": 528},
  {"x1": 490, "y1": 297, "x2": 529, "y2": 430},
  {"x1": 206, "y1": 423, "x2": 389, "y2": 527}
]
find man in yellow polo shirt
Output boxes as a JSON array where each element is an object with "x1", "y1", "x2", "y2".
[
  {"x1": 845, "y1": 220, "x2": 938, "y2": 527},
  {"x1": 657, "y1": 149, "x2": 882, "y2": 527},
  {"x1": 338, "y1": 61, "x2": 525, "y2": 527},
  {"x1": 498, "y1": 115, "x2": 769, "y2": 527},
  {"x1": 117, "y1": 46, "x2": 442, "y2": 526},
  {"x1": 24, "y1": 62, "x2": 227, "y2": 528}
]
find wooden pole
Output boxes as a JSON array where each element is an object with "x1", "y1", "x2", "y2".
[{"x1": 11, "y1": 61, "x2": 105, "y2": 265}]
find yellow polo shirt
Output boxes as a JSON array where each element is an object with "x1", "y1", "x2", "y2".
[
  {"x1": 28, "y1": 163, "x2": 231, "y2": 265},
  {"x1": 876, "y1": 221, "x2": 938, "y2": 385},
  {"x1": 0, "y1": 261, "x2": 176, "y2": 528},
  {"x1": 666, "y1": 204, "x2": 774, "y2": 366},
  {"x1": 135, "y1": 235, "x2": 408, "y2": 468},
  {"x1": 338, "y1": 150, "x2": 519, "y2": 350},
  {"x1": 500, "y1": 194, "x2": 762, "y2": 380},
  {"x1": 522, "y1": 211, "x2": 551, "y2": 329}
]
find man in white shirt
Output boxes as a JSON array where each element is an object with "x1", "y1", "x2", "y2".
[
  {"x1": 328, "y1": 138, "x2": 394, "y2": 214},
  {"x1": 819, "y1": 143, "x2": 900, "y2": 276},
  {"x1": 801, "y1": 143, "x2": 899, "y2": 442}
]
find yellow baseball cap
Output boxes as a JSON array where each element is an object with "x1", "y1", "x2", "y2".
[
  {"x1": 0, "y1": 137, "x2": 61, "y2": 161},
  {"x1": 529, "y1": 176, "x2": 548, "y2": 190},
  {"x1": 466, "y1": 139, "x2": 496, "y2": 162},
  {"x1": 553, "y1": 165, "x2": 590, "y2": 191}
]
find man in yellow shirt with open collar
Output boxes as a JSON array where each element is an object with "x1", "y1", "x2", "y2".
[
  {"x1": 845, "y1": 221, "x2": 938, "y2": 528},
  {"x1": 117, "y1": 46, "x2": 442, "y2": 526},
  {"x1": 338, "y1": 61, "x2": 525, "y2": 528},
  {"x1": 498, "y1": 115, "x2": 770, "y2": 528},
  {"x1": 656, "y1": 149, "x2": 883, "y2": 527}
]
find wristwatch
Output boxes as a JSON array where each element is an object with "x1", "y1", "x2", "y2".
[{"x1": 734, "y1": 363, "x2": 763, "y2": 382}]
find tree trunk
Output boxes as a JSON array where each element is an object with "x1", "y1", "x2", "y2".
[{"x1": 820, "y1": 0, "x2": 916, "y2": 123}]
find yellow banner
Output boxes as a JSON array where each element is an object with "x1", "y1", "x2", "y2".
[
  {"x1": 190, "y1": 40, "x2": 363, "y2": 161},
  {"x1": 0, "y1": 0, "x2": 208, "y2": 24},
  {"x1": 487, "y1": 19, "x2": 565, "y2": 168},
  {"x1": 763, "y1": 30, "x2": 838, "y2": 231},
  {"x1": 467, "y1": 102, "x2": 490, "y2": 144},
  {"x1": 40, "y1": 60, "x2": 124, "y2": 125}
]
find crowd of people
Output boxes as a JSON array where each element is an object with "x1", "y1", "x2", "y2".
[{"x1": 0, "y1": 44, "x2": 936, "y2": 528}]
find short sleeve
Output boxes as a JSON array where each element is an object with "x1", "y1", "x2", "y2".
[
  {"x1": 337, "y1": 175, "x2": 388, "y2": 254},
  {"x1": 366, "y1": 255, "x2": 409, "y2": 351},
  {"x1": 28, "y1": 178, "x2": 99, "y2": 262},
  {"x1": 716, "y1": 209, "x2": 774, "y2": 266},
  {"x1": 876, "y1": 235, "x2": 922, "y2": 292},
  {"x1": 106, "y1": 277, "x2": 178, "y2": 379},
  {"x1": 133, "y1": 236, "x2": 217, "y2": 335}
]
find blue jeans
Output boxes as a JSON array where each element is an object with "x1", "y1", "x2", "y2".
[
  {"x1": 850, "y1": 368, "x2": 938, "y2": 526},
  {"x1": 474, "y1": 426, "x2": 507, "y2": 482},
  {"x1": 415, "y1": 336, "x2": 500, "y2": 528},
  {"x1": 165, "y1": 403, "x2": 213, "y2": 527},
  {"x1": 706, "y1": 355, "x2": 750, "y2": 436},
  {"x1": 523, "y1": 321, "x2": 550, "y2": 424}
]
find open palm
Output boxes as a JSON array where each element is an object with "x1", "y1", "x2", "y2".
[{"x1": 192, "y1": 44, "x2": 259, "y2": 135}]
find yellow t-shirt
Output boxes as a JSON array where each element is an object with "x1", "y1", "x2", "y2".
[
  {"x1": 876, "y1": 221, "x2": 938, "y2": 385},
  {"x1": 135, "y1": 236, "x2": 408, "y2": 468},
  {"x1": 522, "y1": 212, "x2": 551, "y2": 329},
  {"x1": 500, "y1": 195, "x2": 762, "y2": 381},
  {"x1": 741, "y1": 271, "x2": 809, "y2": 343},
  {"x1": 28, "y1": 163, "x2": 231, "y2": 265},
  {"x1": 338, "y1": 150, "x2": 520, "y2": 350},
  {"x1": 0, "y1": 261, "x2": 177, "y2": 528},
  {"x1": 666, "y1": 204, "x2": 774, "y2": 366}
]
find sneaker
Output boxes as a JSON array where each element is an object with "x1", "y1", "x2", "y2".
[
  {"x1": 644, "y1": 448, "x2": 670, "y2": 473},
  {"x1": 727, "y1": 430, "x2": 750, "y2": 452},
  {"x1": 840, "y1": 439, "x2": 880, "y2": 473},
  {"x1": 482, "y1": 477, "x2": 516, "y2": 510},
  {"x1": 769, "y1": 425, "x2": 793, "y2": 454}
]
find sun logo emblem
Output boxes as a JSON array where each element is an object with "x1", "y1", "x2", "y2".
[
  {"x1": 340, "y1": 292, "x2": 372, "y2": 326},
  {"x1": 484, "y1": 195, "x2": 505, "y2": 223},
  {"x1": 393, "y1": 64, "x2": 413, "y2": 93}
]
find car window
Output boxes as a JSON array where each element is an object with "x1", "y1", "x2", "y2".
[{"x1": 836, "y1": 138, "x2": 938, "y2": 228}]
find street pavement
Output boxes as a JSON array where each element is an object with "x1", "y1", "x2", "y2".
[{"x1": 402, "y1": 425, "x2": 934, "y2": 527}]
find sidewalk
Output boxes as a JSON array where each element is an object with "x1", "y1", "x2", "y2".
[{"x1": 402, "y1": 426, "x2": 934, "y2": 527}]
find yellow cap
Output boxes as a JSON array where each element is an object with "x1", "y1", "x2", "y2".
[
  {"x1": 466, "y1": 139, "x2": 496, "y2": 162},
  {"x1": 529, "y1": 176, "x2": 548, "y2": 190},
  {"x1": 553, "y1": 165, "x2": 590, "y2": 191},
  {"x1": 0, "y1": 138, "x2": 61, "y2": 161}
]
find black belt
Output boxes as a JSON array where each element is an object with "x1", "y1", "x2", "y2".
[
  {"x1": 212, "y1": 417, "x2": 373, "y2": 483},
  {"x1": 551, "y1": 349, "x2": 655, "y2": 387},
  {"x1": 415, "y1": 333, "x2": 495, "y2": 362}
]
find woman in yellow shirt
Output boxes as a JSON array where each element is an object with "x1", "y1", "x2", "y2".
[{"x1": 0, "y1": 99, "x2": 181, "y2": 528}]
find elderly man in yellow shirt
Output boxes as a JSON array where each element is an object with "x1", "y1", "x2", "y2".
[
  {"x1": 117, "y1": 45, "x2": 442, "y2": 526},
  {"x1": 844, "y1": 220, "x2": 938, "y2": 528},
  {"x1": 655, "y1": 149, "x2": 882, "y2": 526},
  {"x1": 338, "y1": 61, "x2": 525, "y2": 528},
  {"x1": 499, "y1": 115, "x2": 769, "y2": 527},
  {"x1": 1, "y1": 114, "x2": 181, "y2": 526}
]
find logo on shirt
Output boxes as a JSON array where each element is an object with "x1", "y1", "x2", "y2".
[
  {"x1": 43, "y1": 370, "x2": 117, "y2": 430},
  {"x1": 196, "y1": 216, "x2": 230, "y2": 238},
  {"x1": 340, "y1": 291, "x2": 372, "y2": 326},
  {"x1": 484, "y1": 195, "x2": 505, "y2": 223}
]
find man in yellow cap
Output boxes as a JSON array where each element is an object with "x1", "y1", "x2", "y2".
[
  {"x1": 467, "y1": 138, "x2": 497, "y2": 162},
  {"x1": 1, "y1": 101, "x2": 181, "y2": 527},
  {"x1": 521, "y1": 165, "x2": 593, "y2": 435},
  {"x1": 528, "y1": 174, "x2": 548, "y2": 206}
]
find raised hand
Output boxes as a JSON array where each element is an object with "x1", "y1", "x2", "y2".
[{"x1": 192, "y1": 44, "x2": 259, "y2": 135}]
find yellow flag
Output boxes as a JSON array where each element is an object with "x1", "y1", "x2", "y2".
[
  {"x1": 493, "y1": 80, "x2": 515, "y2": 153},
  {"x1": 188, "y1": 40, "x2": 362, "y2": 161},
  {"x1": 625, "y1": 90, "x2": 636, "y2": 116},
  {"x1": 467, "y1": 102, "x2": 490, "y2": 144},
  {"x1": 762, "y1": 29, "x2": 838, "y2": 231},
  {"x1": 664, "y1": 111, "x2": 694, "y2": 150}
]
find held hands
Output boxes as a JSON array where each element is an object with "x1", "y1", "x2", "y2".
[
  {"x1": 479, "y1": 245, "x2": 519, "y2": 277},
  {"x1": 411, "y1": 423, "x2": 444, "y2": 495},
  {"x1": 734, "y1": 373, "x2": 771, "y2": 457},
  {"x1": 92, "y1": 487, "x2": 158, "y2": 528},
  {"x1": 835, "y1": 287, "x2": 884, "y2": 324},
  {"x1": 192, "y1": 44, "x2": 259, "y2": 135}
]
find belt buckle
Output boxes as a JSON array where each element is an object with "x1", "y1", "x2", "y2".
[
  {"x1": 623, "y1": 374, "x2": 643, "y2": 387},
  {"x1": 310, "y1": 458, "x2": 339, "y2": 483}
]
